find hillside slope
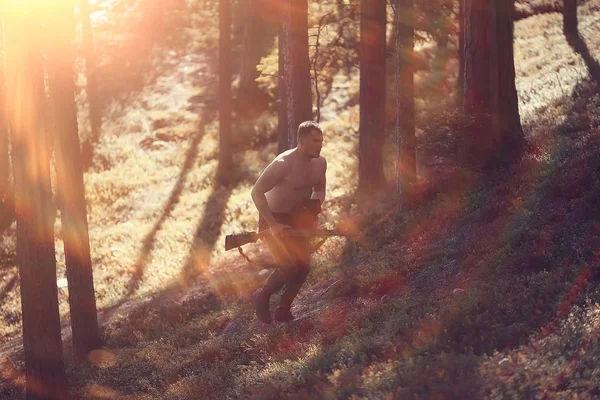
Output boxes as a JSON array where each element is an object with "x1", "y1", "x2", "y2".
[{"x1": 2, "y1": 0, "x2": 600, "y2": 399}]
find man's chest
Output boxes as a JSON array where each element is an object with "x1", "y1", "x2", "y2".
[{"x1": 283, "y1": 164, "x2": 320, "y2": 190}]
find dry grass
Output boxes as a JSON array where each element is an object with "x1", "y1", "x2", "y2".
[{"x1": 2, "y1": 0, "x2": 600, "y2": 398}]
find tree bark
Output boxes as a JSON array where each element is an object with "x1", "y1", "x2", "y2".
[
  {"x1": 462, "y1": 0, "x2": 495, "y2": 168},
  {"x1": 495, "y1": 0, "x2": 524, "y2": 160},
  {"x1": 47, "y1": 0, "x2": 101, "y2": 365},
  {"x1": 5, "y1": 3, "x2": 68, "y2": 398},
  {"x1": 463, "y1": 0, "x2": 492, "y2": 113},
  {"x1": 237, "y1": 0, "x2": 277, "y2": 113},
  {"x1": 358, "y1": 0, "x2": 386, "y2": 205},
  {"x1": 396, "y1": 0, "x2": 416, "y2": 200},
  {"x1": 563, "y1": 0, "x2": 578, "y2": 36},
  {"x1": 462, "y1": 0, "x2": 524, "y2": 169},
  {"x1": 0, "y1": 61, "x2": 9, "y2": 204},
  {"x1": 278, "y1": 20, "x2": 289, "y2": 154},
  {"x1": 0, "y1": 124, "x2": 7, "y2": 202},
  {"x1": 218, "y1": 0, "x2": 233, "y2": 182},
  {"x1": 0, "y1": 14, "x2": 15, "y2": 233},
  {"x1": 457, "y1": 0, "x2": 465, "y2": 105},
  {"x1": 79, "y1": 0, "x2": 102, "y2": 171},
  {"x1": 281, "y1": 0, "x2": 312, "y2": 150},
  {"x1": 0, "y1": 41, "x2": 7, "y2": 202},
  {"x1": 0, "y1": 14, "x2": 10, "y2": 215}
]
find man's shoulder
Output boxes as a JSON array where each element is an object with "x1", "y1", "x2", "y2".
[
  {"x1": 316, "y1": 155, "x2": 327, "y2": 168},
  {"x1": 269, "y1": 151, "x2": 294, "y2": 172},
  {"x1": 274, "y1": 150, "x2": 294, "y2": 165}
]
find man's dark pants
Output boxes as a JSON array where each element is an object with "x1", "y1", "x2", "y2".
[{"x1": 255, "y1": 202, "x2": 318, "y2": 321}]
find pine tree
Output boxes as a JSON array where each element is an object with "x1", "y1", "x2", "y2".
[
  {"x1": 396, "y1": 0, "x2": 416, "y2": 202},
  {"x1": 280, "y1": 0, "x2": 312, "y2": 150},
  {"x1": 5, "y1": 3, "x2": 68, "y2": 397},
  {"x1": 47, "y1": 0, "x2": 101, "y2": 365},
  {"x1": 462, "y1": 0, "x2": 524, "y2": 169},
  {"x1": 358, "y1": 0, "x2": 386, "y2": 204},
  {"x1": 218, "y1": 0, "x2": 233, "y2": 182}
]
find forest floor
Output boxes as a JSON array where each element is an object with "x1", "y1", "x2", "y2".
[{"x1": 2, "y1": 0, "x2": 600, "y2": 398}]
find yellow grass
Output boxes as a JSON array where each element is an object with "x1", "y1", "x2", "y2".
[{"x1": 2, "y1": 0, "x2": 600, "y2": 398}]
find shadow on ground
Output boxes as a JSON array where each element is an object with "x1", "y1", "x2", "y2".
[
  {"x1": 79, "y1": 0, "x2": 216, "y2": 169},
  {"x1": 97, "y1": 112, "x2": 214, "y2": 322}
]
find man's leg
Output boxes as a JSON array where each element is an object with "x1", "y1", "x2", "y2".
[
  {"x1": 274, "y1": 260, "x2": 310, "y2": 322},
  {"x1": 253, "y1": 268, "x2": 285, "y2": 323},
  {"x1": 273, "y1": 237, "x2": 311, "y2": 322},
  {"x1": 253, "y1": 232, "x2": 294, "y2": 323}
]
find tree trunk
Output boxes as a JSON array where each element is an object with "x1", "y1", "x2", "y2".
[
  {"x1": 0, "y1": 30, "x2": 7, "y2": 201},
  {"x1": 47, "y1": 0, "x2": 101, "y2": 365},
  {"x1": 396, "y1": 0, "x2": 416, "y2": 201},
  {"x1": 0, "y1": 13, "x2": 15, "y2": 235},
  {"x1": 457, "y1": 0, "x2": 465, "y2": 105},
  {"x1": 218, "y1": 0, "x2": 233, "y2": 182},
  {"x1": 0, "y1": 52, "x2": 9, "y2": 204},
  {"x1": 5, "y1": 4, "x2": 68, "y2": 398},
  {"x1": 462, "y1": 0, "x2": 493, "y2": 168},
  {"x1": 563, "y1": 0, "x2": 578, "y2": 36},
  {"x1": 237, "y1": 0, "x2": 277, "y2": 113},
  {"x1": 462, "y1": 0, "x2": 524, "y2": 169},
  {"x1": 0, "y1": 78, "x2": 15, "y2": 235},
  {"x1": 358, "y1": 0, "x2": 386, "y2": 205},
  {"x1": 495, "y1": 0, "x2": 524, "y2": 161},
  {"x1": 0, "y1": 122, "x2": 7, "y2": 202},
  {"x1": 278, "y1": 20, "x2": 289, "y2": 154},
  {"x1": 281, "y1": 0, "x2": 312, "y2": 150},
  {"x1": 79, "y1": 0, "x2": 102, "y2": 170},
  {"x1": 0, "y1": 116, "x2": 10, "y2": 226},
  {"x1": 0, "y1": 15, "x2": 13, "y2": 228},
  {"x1": 238, "y1": 0, "x2": 262, "y2": 99},
  {"x1": 463, "y1": 0, "x2": 492, "y2": 113}
]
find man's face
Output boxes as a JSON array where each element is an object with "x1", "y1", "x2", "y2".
[{"x1": 300, "y1": 129, "x2": 323, "y2": 158}]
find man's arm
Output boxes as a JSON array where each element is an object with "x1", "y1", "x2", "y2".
[
  {"x1": 251, "y1": 158, "x2": 289, "y2": 234},
  {"x1": 311, "y1": 157, "x2": 327, "y2": 204}
]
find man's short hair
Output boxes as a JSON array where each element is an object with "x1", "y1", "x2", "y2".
[{"x1": 297, "y1": 121, "x2": 323, "y2": 139}]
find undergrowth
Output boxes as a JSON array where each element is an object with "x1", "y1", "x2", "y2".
[{"x1": 2, "y1": 0, "x2": 600, "y2": 399}]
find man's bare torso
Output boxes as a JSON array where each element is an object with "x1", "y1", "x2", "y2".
[{"x1": 265, "y1": 149, "x2": 325, "y2": 213}]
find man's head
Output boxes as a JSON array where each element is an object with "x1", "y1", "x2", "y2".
[{"x1": 297, "y1": 121, "x2": 323, "y2": 158}]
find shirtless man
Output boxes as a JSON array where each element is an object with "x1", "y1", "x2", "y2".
[{"x1": 251, "y1": 121, "x2": 327, "y2": 323}]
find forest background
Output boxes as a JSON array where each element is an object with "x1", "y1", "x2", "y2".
[{"x1": 1, "y1": 0, "x2": 600, "y2": 398}]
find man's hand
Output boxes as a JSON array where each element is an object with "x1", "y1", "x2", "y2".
[{"x1": 268, "y1": 220, "x2": 292, "y2": 236}]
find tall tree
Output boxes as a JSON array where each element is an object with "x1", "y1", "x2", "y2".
[
  {"x1": 0, "y1": 14, "x2": 14, "y2": 231},
  {"x1": 396, "y1": 0, "x2": 416, "y2": 201},
  {"x1": 218, "y1": 0, "x2": 233, "y2": 182},
  {"x1": 79, "y1": 0, "x2": 102, "y2": 170},
  {"x1": 463, "y1": 0, "x2": 492, "y2": 116},
  {"x1": 0, "y1": 16, "x2": 6, "y2": 197},
  {"x1": 462, "y1": 0, "x2": 524, "y2": 169},
  {"x1": 5, "y1": 3, "x2": 68, "y2": 398},
  {"x1": 457, "y1": 0, "x2": 465, "y2": 105},
  {"x1": 0, "y1": 48, "x2": 9, "y2": 208},
  {"x1": 358, "y1": 0, "x2": 386, "y2": 205},
  {"x1": 563, "y1": 0, "x2": 578, "y2": 36},
  {"x1": 0, "y1": 116, "x2": 8, "y2": 209},
  {"x1": 280, "y1": 0, "x2": 312, "y2": 150},
  {"x1": 237, "y1": 0, "x2": 277, "y2": 113},
  {"x1": 47, "y1": 0, "x2": 101, "y2": 365},
  {"x1": 495, "y1": 0, "x2": 524, "y2": 157},
  {"x1": 278, "y1": 23, "x2": 289, "y2": 154}
]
